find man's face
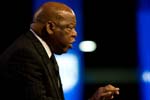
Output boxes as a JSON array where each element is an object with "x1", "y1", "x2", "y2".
[{"x1": 49, "y1": 11, "x2": 77, "y2": 54}]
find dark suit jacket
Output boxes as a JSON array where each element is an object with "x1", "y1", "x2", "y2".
[{"x1": 0, "y1": 31, "x2": 64, "y2": 100}]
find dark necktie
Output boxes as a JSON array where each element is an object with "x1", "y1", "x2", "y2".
[
  {"x1": 50, "y1": 54, "x2": 61, "y2": 88},
  {"x1": 50, "y1": 54, "x2": 65, "y2": 100}
]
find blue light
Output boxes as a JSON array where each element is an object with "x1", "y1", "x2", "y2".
[
  {"x1": 142, "y1": 71, "x2": 150, "y2": 82},
  {"x1": 55, "y1": 53, "x2": 79, "y2": 92},
  {"x1": 137, "y1": 0, "x2": 150, "y2": 99}
]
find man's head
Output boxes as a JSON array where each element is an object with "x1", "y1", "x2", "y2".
[{"x1": 30, "y1": 2, "x2": 77, "y2": 54}]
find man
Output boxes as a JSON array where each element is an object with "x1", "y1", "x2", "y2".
[{"x1": 0, "y1": 2, "x2": 119, "y2": 100}]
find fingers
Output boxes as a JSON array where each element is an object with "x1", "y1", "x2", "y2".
[
  {"x1": 98, "y1": 84, "x2": 120, "y2": 100},
  {"x1": 104, "y1": 84, "x2": 120, "y2": 95},
  {"x1": 101, "y1": 94, "x2": 114, "y2": 100},
  {"x1": 89, "y1": 84, "x2": 120, "y2": 100},
  {"x1": 100, "y1": 91, "x2": 114, "y2": 99}
]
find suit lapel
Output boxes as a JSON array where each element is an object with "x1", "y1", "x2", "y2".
[{"x1": 25, "y1": 31, "x2": 64, "y2": 99}]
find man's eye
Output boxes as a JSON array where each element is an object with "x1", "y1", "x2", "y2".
[{"x1": 67, "y1": 27, "x2": 73, "y2": 30}]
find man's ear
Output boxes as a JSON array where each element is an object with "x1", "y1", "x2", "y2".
[{"x1": 46, "y1": 21, "x2": 55, "y2": 35}]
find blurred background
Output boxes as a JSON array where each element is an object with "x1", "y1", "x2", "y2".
[{"x1": 0, "y1": 0, "x2": 150, "y2": 100}]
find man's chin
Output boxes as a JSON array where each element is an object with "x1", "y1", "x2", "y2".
[
  {"x1": 57, "y1": 45, "x2": 72, "y2": 54},
  {"x1": 69, "y1": 44, "x2": 73, "y2": 48},
  {"x1": 64, "y1": 46, "x2": 72, "y2": 52}
]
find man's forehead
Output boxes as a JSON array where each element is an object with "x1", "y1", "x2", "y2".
[{"x1": 58, "y1": 10, "x2": 75, "y2": 16}]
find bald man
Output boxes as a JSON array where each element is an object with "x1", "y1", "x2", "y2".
[{"x1": 0, "y1": 2, "x2": 119, "y2": 100}]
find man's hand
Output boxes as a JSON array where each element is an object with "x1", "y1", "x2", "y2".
[{"x1": 89, "y1": 84, "x2": 120, "y2": 100}]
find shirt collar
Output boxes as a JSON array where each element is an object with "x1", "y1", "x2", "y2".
[{"x1": 30, "y1": 29, "x2": 52, "y2": 58}]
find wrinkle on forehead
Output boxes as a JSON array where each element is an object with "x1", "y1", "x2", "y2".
[{"x1": 57, "y1": 10, "x2": 75, "y2": 16}]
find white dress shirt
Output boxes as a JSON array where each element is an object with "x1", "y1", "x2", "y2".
[{"x1": 30, "y1": 29, "x2": 52, "y2": 58}]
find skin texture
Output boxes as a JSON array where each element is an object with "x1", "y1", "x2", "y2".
[
  {"x1": 89, "y1": 84, "x2": 120, "y2": 100},
  {"x1": 30, "y1": 2, "x2": 120, "y2": 100},
  {"x1": 30, "y1": 2, "x2": 77, "y2": 54}
]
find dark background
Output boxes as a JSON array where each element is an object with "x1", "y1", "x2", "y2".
[
  {"x1": 0, "y1": 0, "x2": 138, "y2": 100},
  {"x1": 0, "y1": 0, "x2": 32, "y2": 53},
  {"x1": 83, "y1": 0, "x2": 138, "y2": 100},
  {"x1": 83, "y1": 0, "x2": 137, "y2": 68}
]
